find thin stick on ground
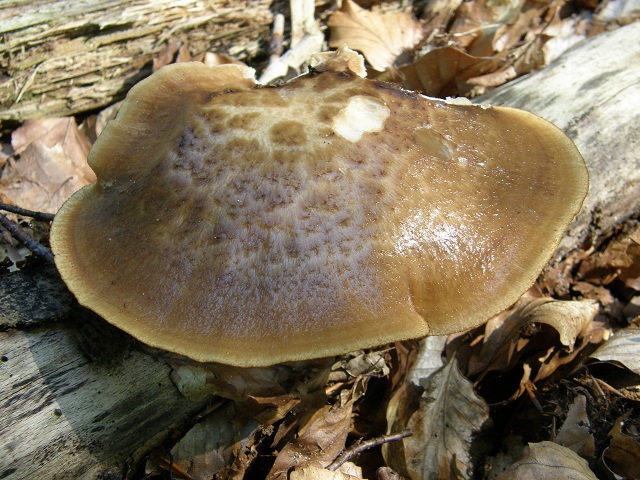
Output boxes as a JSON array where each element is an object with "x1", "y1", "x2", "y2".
[
  {"x1": 0, "y1": 213, "x2": 55, "y2": 264},
  {"x1": 0, "y1": 202, "x2": 55, "y2": 222},
  {"x1": 328, "y1": 430, "x2": 412, "y2": 471}
]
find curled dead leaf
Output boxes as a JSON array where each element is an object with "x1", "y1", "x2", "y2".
[
  {"x1": 1, "y1": 118, "x2": 95, "y2": 213},
  {"x1": 328, "y1": 350, "x2": 390, "y2": 383},
  {"x1": 168, "y1": 357, "x2": 332, "y2": 402},
  {"x1": 328, "y1": 0, "x2": 423, "y2": 71},
  {"x1": 448, "y1": 297, "x2": 606, "y2": 403},
  {"x1": 381, "y1": 47, "x2": 505, "y2": 97},
  {"x1": 578, "y1": 223, "x2": 640, "y2": 286},
  {"x1": 465, "y1": 298, "x2": 600, "y2": 379},
  {"x1": 517, "y1": 299, "x2": 600, "y2": 351},
  {"x1": 591, "y1": 327, "x2": 640, "y2": 375},
  {"x1": 497, "y1": 441, "x2": 598, "y2": 479}
]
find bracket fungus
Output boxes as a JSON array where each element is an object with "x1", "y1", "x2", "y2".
[{"x1": 51, "y1": 47, "x2": 588, "y2": 367}]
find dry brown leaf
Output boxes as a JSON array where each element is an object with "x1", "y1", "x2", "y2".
[
  {"x1": 202, "y1": 52, "x2": 248, "y2": 68},
  {"x1": 497, "y1": 441, "x2": 598, "y2": 479},
  {"x1": 382, "y1": 383, "x2": 423, "y2": 477},
  {"x1": 420, "y1": 0, "x2": 464, "y2": 44},
  {"x1": 554, "y1": 395, "x2": 595, "y2": 458},
  {"x1": 386, "y1": 47, "x2": 505, "y2": 97},
  {"x1": 80, "y1": 101, "x2": 121, "y2": 144},
  {"x1": 591, "y1": 327, "x2": 640, "y2": 375},
  {"x1": 168, "y1": 357, "x2": 332, "y2": 402},
  {"x1": 467, "y1": 298, "x2": 599, "y2": 379},
  {"x1": 450, "y1": 297, "x2": 605, "y2": 403},
  {"x1": 267, "y1": 399, "x2": 356, "y2": 480},
  {"x1": 212, "y1": 426, "x2": 277, "y2": 480},
  {"x1": 153, "y1": 39, "x2": 191, "y2": 72},
  {"x1": 289, "y1": 462, "x2": 363, "y2": 480},
  {"x1": 517, "y1": 299, "x2": 599, "y2": 351},
  {"x1": 465, "y1": 65, "x2": 518, "y2": 89},
  {"x1": 449, "y1": 0, "x2": 521, "y2": 51},
  {"x1": 328, "y1": 0, "x2": 423, "y2": 71},
  {"x1": 508, "y1": 35, "x2": 548, "y2": 77},
  {"x1": 403, "y1": 358, "x2": 489, "y2": 480},
  {"x1": 603, "y1": 415, "x2": 640, "y2": 479},
  {"x1": 168, "y1": 402, "x2": 259, "y2": 480},
  {"x1": 578, "y1": 223, "x2": 640, "y2": 285},
  {"x1": 1, "y1": 118, "x2": 95, "y2": 213},
  {"x1": 328, "y1": 350, "x2": 389, "y2": 383}
]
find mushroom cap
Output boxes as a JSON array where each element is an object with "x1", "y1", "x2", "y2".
[{"x1": 51, "y1": 48, "x2": 588, "y2": 367}]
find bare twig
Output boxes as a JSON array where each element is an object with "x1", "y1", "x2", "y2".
[
  {"x1": 328, "y1": 430, "x2": 412, "y2": 471},
  {"x1": 0, "y1": 213, "x2": 55, "y2": 264},
  {"x1": 595, "y1": 377, "x2": 624, "y2": 397},
  {"x1": 524, "y1": 382, "x2": 543, "y2": 413},
  {"x1": 0, "y1": 202, "x2": 55, "y2": 222}
]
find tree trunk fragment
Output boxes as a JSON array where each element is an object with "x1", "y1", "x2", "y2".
[{"x1": 0, "y1": 0, "x2": 275, "y2": 126}]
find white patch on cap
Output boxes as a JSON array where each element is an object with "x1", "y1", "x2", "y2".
[{"x1": 332, "y1": 96, "x2": 390, "y2": 142}]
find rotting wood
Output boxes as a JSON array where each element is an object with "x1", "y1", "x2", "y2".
[
  {"x1": 0, "y1": 311, "x2": 206, "y2": 479},
  {"x1": 0, "y1": 0, "x2": 276, "y2": 125}
]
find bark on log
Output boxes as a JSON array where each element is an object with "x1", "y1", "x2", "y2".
[
  {"x1": 477, "y1": 22, "x2": 640, "y2": 260},
  {"x1": 1, "y1": 22, "x2": 639, "y2": 480},
  {"x1": 0, "y1": 0, "x2": 275, "y2": 126},
  {"x1": 1, "y1": 267, "x2": 207, "y2": 478}
]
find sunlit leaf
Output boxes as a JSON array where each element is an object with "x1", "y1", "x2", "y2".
[
  {"x1": 328, "y1": 0, "x2": 423, "y2": 71},
  {"x1": 497, "y1": 441, "x2": 598, "y2": 479},
  {"x1": 404, "y1": 358, "x2": 489, "y2": 479},
  {"x1": 591, "y1": 327, "x2": 640, "y2": 375}
]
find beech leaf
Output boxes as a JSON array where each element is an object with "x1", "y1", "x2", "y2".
[
  {"x1": 390, "y1": 47, "x2": 505, "y2": 97},
  {"x1": 591, "y1": 327, "x2": 640, "y2": 375},
  {"x1": 267, "y1": 399, "x2": 355, "y2": 480},
  {"x1": 554, "y1": 395, "x2": 595, "y2": 458},
  {"x1": 497, "y1": 441, "x2": 598, "y2": 480},
  {"x1": 404, "y1": 358, "x2": 489, "y2": 479},
  {"x1": 328, "y1": 0, "x2": 423, "y2": 71},
  {"x1": 167, "y1": 402, "x2": 258, "y2": 480},
  {"x1": 1, "y1": 118, "x2": 95, "y2": 213}
]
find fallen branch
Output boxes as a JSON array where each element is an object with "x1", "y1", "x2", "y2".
[
  {"x1": 0, "y1": 202, "x2": 55, "y2": 222},
  {"x1": 328, "y1": 430, "x2": 412, "y2": 471},
  {"x1": 0, "y1": 213, "x2": 54, "y2": 263}
]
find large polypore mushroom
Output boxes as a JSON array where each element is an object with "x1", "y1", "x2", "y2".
[{"x1": 51, "y1": 47, "x2": 588, "y2": 367}]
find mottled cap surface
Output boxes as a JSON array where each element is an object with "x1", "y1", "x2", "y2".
[{"x1": 51, "y1": 48, "x2": 588, "y2": 366}]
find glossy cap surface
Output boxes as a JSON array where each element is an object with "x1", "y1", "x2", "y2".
[{"x1": 51, "y1": 48, "x2": 588, "y2": 366}]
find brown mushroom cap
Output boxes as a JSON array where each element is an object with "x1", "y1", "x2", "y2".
[{"x1": 51, "y1": 47, "x2": 588, "y2": 367}]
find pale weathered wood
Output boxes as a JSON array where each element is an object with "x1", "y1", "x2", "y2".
[
  {"x1": 0, "y1": 307, "x2": 206, "y2": 478},
  {"x1": 0, "y1": 0, "x2": 275, "y2": 125},
  {"x1": 477, "y1": 22, "x2": 640, "y2": 260}
]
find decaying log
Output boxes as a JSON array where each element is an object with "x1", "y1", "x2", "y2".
[
  {"x1": 0, "y1": 0, "x2": 275, "y2": 126},
  {"x1": 478, "y1": 22, "x2": 640, "y2": 260},
  {"x1": 0, "y1": 268, "x2": 206, "y2": 478},
  {"x1": 1, "y1": 22, "x2": 639, "y2": 480}
]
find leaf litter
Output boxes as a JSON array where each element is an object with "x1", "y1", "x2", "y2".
[{"x1": 1, "y1": 1, "x2": 639, "y2": 479}]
